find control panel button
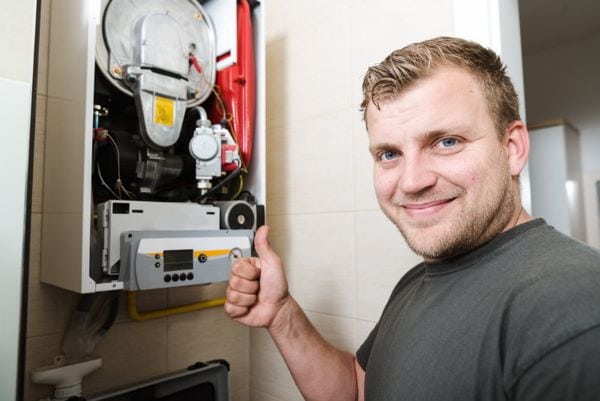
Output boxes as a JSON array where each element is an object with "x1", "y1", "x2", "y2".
[
  {"x1": 172, "y1": 274, "x2": 179, "y2": 282},
  {"x1": 187, "y1": 272, "x2": 194, "y2": 281},
  {"x1": 154, "y1": 254, "x2": 161, "y2": 259},
  {"x1": 229, "y1": 248, "x2": 243, "y2": 263},
  {"x1": 155, "y1": 262, "x2": 161, "y2": 268},
  {"x1": 179, "y1": 273, "x2": 187, "y2": 281},
  {"x1": 164, "y1": 275, "x2": 171, "y2": 283},
  {"x1": 198, "y1": 253, "x2": 208, "y2": 263}
]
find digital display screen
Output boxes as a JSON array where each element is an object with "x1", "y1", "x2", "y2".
[{"x1": 164, "y1": 249, "x2": 193, "y2": 271}]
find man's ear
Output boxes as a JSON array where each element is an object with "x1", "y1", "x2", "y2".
[{"x1": 504, "y1": 120, "x2": 530, "y2": 177}]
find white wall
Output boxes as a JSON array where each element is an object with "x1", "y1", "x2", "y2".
[
  {"x1": 524, "y1": 34, "x2": 600, "y2": 171},
  {"x1": 523, "y1": 34, "x2": 600, "y2": 247},
  {"x1": 0, "y1": 0, "x2": 37, "y2": 399}
]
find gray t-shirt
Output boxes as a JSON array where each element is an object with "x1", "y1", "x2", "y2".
[{"x1": 357, "y1": 219, "x2": 600, "y2": 400}]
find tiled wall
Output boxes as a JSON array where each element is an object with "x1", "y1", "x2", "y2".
[
  {"x1": 251, "y1": 1, "x2": 455, "y2": 400},
  {"x1": 24, "y1": 2, "x2": 249, "y2": 400},
  {"x1": 26, "y1": 1, "x2": 457, "y2": 400}
]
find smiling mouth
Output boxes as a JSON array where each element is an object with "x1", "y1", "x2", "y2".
[
  {"x1": 402, "y1": 198, "x2": 456, "y2": 210},
  {"x1": 397, "y1": 198, "x2": 459, "y2": 218}
]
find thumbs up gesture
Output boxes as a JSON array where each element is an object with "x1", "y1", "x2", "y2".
[{"x1": 225, "y1": 225, "x2": 290, "y2": 328}]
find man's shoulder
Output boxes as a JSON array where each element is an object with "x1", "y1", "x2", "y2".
[
  {"x1": 499, "y1": 224, "x2": 600, "y2": 385},
  {"x1": 502, "y1": 220, "x2": 600, "y2": 275},
  {"x1": 501, "y1": 223, "x2": 600, "y2": 333}
]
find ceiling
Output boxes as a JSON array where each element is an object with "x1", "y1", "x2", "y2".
[{"x1": 519, "y1": 0, "x2": 600, "y2": 55}]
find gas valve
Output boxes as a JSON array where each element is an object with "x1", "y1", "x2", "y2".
[{"x1": 189, "y1": 107, "x2": 241, "y2": 193}]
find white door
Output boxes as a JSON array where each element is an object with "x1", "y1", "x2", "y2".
[{"x1": 0, "y1": 0, "x2": 38, "y2": 398}]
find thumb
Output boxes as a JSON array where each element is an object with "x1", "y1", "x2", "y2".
[{"x1": 254, "y1": 225, "x2": 279, "y2": 264}]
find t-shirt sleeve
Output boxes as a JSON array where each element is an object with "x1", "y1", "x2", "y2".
[
  {"x1": 356, "y1": 321, "x2": 379, "y2": 370},
  {"x1": 355, "y1": 263, "x2": 425, "y2": 371},
  {"x1": 511, "y1": 324, "x2": 600, "y2": 401}
]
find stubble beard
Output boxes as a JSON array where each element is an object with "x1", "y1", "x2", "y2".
[{"x1": 385, "y1": 176, "x2": 516, "y2": 260}]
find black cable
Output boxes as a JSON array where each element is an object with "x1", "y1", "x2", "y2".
[
  {"x1": 237, "y1": 190, "x2": 256, "y2": 203},
  {"x1": 62, "y1": 292, "x2": 120, "y2": 361},
  {"x1": 196, "y1": 165, "x2": 243, "y2": 202},
  {"x1": 249, "y1": 0, "x2": 261, "y2": 11},
  {"x1": 75, "y1": 292, "x2": 119, "y2": 333},
  {"x1": 99, "y1": 292, "x2": 119, "y2": 333}
]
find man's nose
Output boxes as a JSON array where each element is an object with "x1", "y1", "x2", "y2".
[{"x1": 398, "y1": 154, "x2": 437, "y2": 194}]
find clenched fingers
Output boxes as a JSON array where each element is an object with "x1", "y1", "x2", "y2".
[
  {"x1": 224, "y1": 301, "x2": 249, "y2": 318},
  {"x1": 231, "y1": 257, "x2": 261, "y2": 280},
  {"x1": 226, "y1": 286, "x2": 257, "y2": 307},
  {"x1": 226, "y1": 258, "x2": 261, "y2": 318},
  {"x1": 228, "y1": 258, "x2": 261, "y2": 294}
]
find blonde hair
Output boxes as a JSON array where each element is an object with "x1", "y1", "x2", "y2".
[{"x1": 361, "y1": 36, "x2": 520, "y2": 135}]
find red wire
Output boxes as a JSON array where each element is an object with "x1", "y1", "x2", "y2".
[{"x1": 189, "y1": 55, "x2": 202, "y2": 73}]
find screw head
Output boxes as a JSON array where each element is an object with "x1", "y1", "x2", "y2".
[{"x1": 111, "y1": 65, "x2": 122, "y2": 78}]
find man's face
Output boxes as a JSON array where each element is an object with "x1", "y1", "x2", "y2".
[{"x1": 366, "y1": 66, "x2": 519, "y2": 260}]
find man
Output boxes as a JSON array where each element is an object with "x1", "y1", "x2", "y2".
[{"x1": 224, "y1": 37, "x2": 600, "y2": 400}]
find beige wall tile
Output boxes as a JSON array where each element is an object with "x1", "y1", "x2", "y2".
[
  {"x1": 266, "y1": 0, "x2": 349, "y2": 41},
  {"x1": 36, "y1": 0, "x2": 50, "y2": 95},
  {"x1": 250, "y1": 329, "x2": 303, "y2": 401},
  {"x1": 349, "y1": 0, "x2": 455, "y2": 106},
  {"x1": 305, "y1": 311, "x2": 357, "y2": 354},
  {"x1": 27, "y1": 211, "x2": 81, "y2": 337},
  {"x1": 24, "y1": 333, "x2": 63, "y2": 401},
  {"x1": 26, "y1": 282, "x2": 79, "y2": 338},
  {"x1": 167, "y1": 307, "x2": 249, "y2": 401},
  {"x1": 251, "y1": 388, "x2": 286, "y2": 401},
  {"x1": 355, "y1": 211, "x2": 421, "y2": 321},
  {"x1": 83, "y1": 319, "x2": 168, "y2": 396},
  {"x1": 26, "y1": 320, "x2": 169, "y2": 399},
  {"x1": 265, "y1": 7, "x2": 352, "y2": 129},
  {"x1": 248, "y1": 312, "x2": 357, "y2": 400},
  {"x1": 353, "y1": 112, "x2": 379, "y2": 211},
  {"x1": 264, "y1": 39, "x2": 287, "y2": 124},
  {"x1": 266, "y1": 213, "x2": 356, "y2": 318},
  {"x1": 31, "y1": 95, "x2": 46, "y2": 214},
  {"x1": 267, "y1": 109, "x2": 355, "y2": 215},
  {"x1": 115, "y1": 289, "x2": 168, "y2": 324},
  {"x1": 28, "y1": 212, "x2": 42, "y2": 285},
  {"x1": 356, "y1": 319, "x2": 377, "y2": 351}
]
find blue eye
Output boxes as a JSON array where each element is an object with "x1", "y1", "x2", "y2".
[
  {"x1": 380, "y1": 151, "x2": 397, "y2": 161},
  {"x1": 438, "y1": 137, "x2": 458, "y2": 148}
]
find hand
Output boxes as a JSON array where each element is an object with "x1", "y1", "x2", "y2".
[{"x1": 224, "y1": 225, "x2": 290, "y2": 328}]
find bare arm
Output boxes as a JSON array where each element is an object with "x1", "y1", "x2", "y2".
[
  {"x1": 225, "y1": 226, "x2": 364, "y2": 401},
  {"x1": 268, "y1": 296, "x2": 364, "y2": 401}
]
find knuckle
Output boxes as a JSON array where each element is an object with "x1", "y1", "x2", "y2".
[
  {"x1": 228, "y1": 275, "x2": 244, "y2": 291},
  {"x1": 228, "y1": 290, "x2": 241, "y2": 304},
  {"x1": 232, "y1": 257, "x2": 251, "y2": 273},
  {"x1": 223, "y1": 302, "x2": 235, "y2": 315},
  {"x1": 247, "y1": 293, "x2": 258, "y2": 305},
  {"x1": 228, "y1": 274, "x2": 239, "y2": 287},
  {"x1": 224, "y1": 301, "x2": 245, "y2": 317}
]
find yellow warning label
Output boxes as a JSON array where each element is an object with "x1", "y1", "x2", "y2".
[{"x1": 154, "y1": 96, "x2": 175, "y2": 126}]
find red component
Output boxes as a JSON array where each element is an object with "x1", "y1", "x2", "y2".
[
  {"x1": 211, "y1": 0, "x2": 256, "y2": 168},
  {"x1": 189, "y1": 54, "x2": 203, "y2": 73},
  {"x1": 222, "y1": 144, "x2": 239, "y2": 172},
  {"x1": 93, "y1": 128, "x2": 108, "y2": 141}
]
